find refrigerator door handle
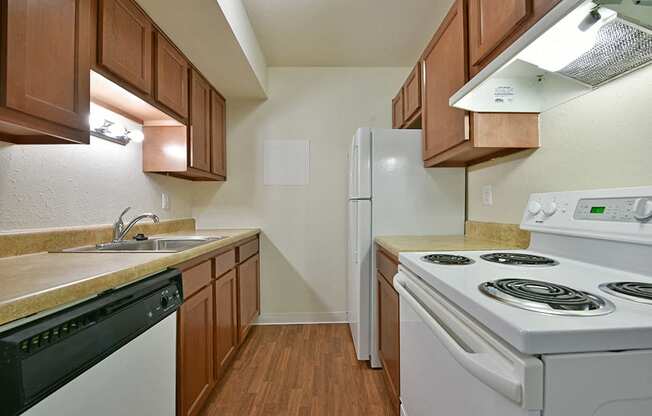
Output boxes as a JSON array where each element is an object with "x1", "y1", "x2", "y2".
[{"x1": 353, "y1": 201, "x2": 359, "y2": 264}]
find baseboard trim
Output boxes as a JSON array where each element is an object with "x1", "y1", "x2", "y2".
[{"x1": 255, "y1": 312, "x2": 348, "y2": 325}]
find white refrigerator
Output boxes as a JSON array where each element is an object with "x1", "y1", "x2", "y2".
[{"x1": 347, "y1": 128, "x2": 465, "y2": 367}]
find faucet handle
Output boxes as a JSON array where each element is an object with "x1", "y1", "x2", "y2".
[{"x1": 117, "y1": 207, "x2": 131, "y2": 223}]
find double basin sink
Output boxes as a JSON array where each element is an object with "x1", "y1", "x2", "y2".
[{"x1": 62, "y1": 236, "x2": 226, "y2": 253}]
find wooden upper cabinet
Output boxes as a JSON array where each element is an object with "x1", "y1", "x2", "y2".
[
  {"x1": 391, "y1": 91, "x2": 404, "y2": 129},
  {"x1": 155, "y1": 32, "x2": 189, "y2": 119},
  {"x1": 468, "y1": 0, "x2": 530, "y2": 68},
  {"x1": 468, "y1": 0, "x2": 561, "y2": 76},
  {"x1": 422, "y1": 0, "x2": 468, "y2": 161},
  {"x1": 178, "y1": 284, "x2": 214, "y2": 416},
  {"x1": 403, "y1": 64, "x2": 422, "y2": 123},
  {"x1": 4, "y1": 0, "x2": 90, "y2": 135},
  {"x1": 238, "y1": 254, "x2": 260, "y2": 341},
  {"x1": 213, "y1": 269, "x2": 238, "y2": 382},
  {"x1": 98, "y1": 0, "x2": 153, "y2": 94},
  {"x1": 189, "y1": 70, "x2": 211, "y2": 172},
  {"x1": 210, "y1": 90, "x2": 226, "y2": 177}
]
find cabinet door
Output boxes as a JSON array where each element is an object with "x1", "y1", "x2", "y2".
[
  {"x1": 422, "y1": 0, "x2": 468, "y2": 161},
  {"x1": 403, "y1": 64, "x2": 421, "y2": 122},
  {"x1": 5, "y1": 0, "x2": 90, "y2": 131},
  {"x1": 391, "y1": 91, "x2": 404, "y2": 129},
  {"x1": 189, "y1": 70, "x2": 211, "y2": 172},
  {"x1": 210, "y1": 90, "x2": 226, "y2": 177},
  {"x1": 155, "y1": 32, "x2": 188, "y2": 119},
  {"x1": 214, "y1": 269, "x2": 238, "y2": 381},
  {"x1": 377, "y1": 273, "x2": 400, "y2": 413},
  {"x1": 468, "y1": 0, "x2": 561, "y2": 76},
  {"x1": 178, "y1": 285, "x2": 214, "y2": 416},
  {"x1": 468, "y1": 0, "x2": 530, "y2": 67},
  {"x1": 98, "y1": 0, "x2": 153, "y2": 94},
  {"x1": 238, "y1": 254, "x2": 260, "y2": 341}
]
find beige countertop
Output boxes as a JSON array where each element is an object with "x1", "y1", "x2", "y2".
[
  {"x1": 375, "y1": 235, "x2": 527, "y2": 258},
  {"x1": 0, "y1": 229, "x2": 259, "y2": 326}
]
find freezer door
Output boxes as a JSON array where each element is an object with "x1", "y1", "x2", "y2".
[
  {"x1": 347, "y1": 199, "x2": 372, "y2": 361},
  {"x1": 348, "y1": 128, "x2": 371, "y2": 199}
]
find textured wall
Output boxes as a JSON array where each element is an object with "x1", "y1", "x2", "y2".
[
  {"x1": 467, "y1": 65, "x2": 652, "y2": 224},
  {"x1": 0, "y1": 138, "x2": 193, "y2": 232},
  {"x1": 192, "y1": 67, "x2": 409, "y2": 321}
]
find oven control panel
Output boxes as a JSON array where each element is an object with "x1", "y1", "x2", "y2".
[
  {"x1": 573, "y1": 197, "x2": 643, "y2": 222},
  {"x1": 521, "y1": 187, "x2": 652, "y2": 245}
]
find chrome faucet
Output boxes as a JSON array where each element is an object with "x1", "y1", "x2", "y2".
[{"x1": 112, "y1": 207, "x2": 160, "y2": 242}]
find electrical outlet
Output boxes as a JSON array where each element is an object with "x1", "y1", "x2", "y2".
[
  {"x1": 161, "y1": 193, "x2": 170, "y2": 211},
  {"x1": 482, "y1": 185, "x2": 494, "y2": 206}
]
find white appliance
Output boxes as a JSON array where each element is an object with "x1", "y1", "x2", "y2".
[
  {"x1": 346, "y1": 128, "x2": 465, "y2": 367},
  {"x1": 396, "y1": 186, "x2": 652, "y2": 416},
  {"x1": 25, "y1": 313, "x2": 177, "y2": 416},
  {"x1": 0, "y1": 269, "x2": 181, "y2": 416}
]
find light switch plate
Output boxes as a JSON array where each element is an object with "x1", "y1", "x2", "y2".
[{"x1": 482, "y1": 185, "x2": 494, "y2": 206}]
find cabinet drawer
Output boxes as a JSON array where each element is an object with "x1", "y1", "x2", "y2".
[
  {"x1": 182, "y1": 260, "x2": 212, "y2": 298},
  {"x1": 214, "y1": 249, "x2": 236, "y2": 278},
  {"x1": 237, "y1": 238, "x2": 259, "y2": 263},
  {"x1": 377, "y1": 248, "x2": 399, "y2": 283}
]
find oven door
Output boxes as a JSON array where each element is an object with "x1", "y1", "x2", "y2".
[{"x1": 394, "y1": 267, "x2": 543, "y2": 416}]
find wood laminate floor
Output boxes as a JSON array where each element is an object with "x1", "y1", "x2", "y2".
[{"x1": 199, "y1": 324, "x2": 395, "y2": 416}]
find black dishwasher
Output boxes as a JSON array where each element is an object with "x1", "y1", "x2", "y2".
[{"x1": 0, "y1": 268, "x2": 183, "y2": 416}]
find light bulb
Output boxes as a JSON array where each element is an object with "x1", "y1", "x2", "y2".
[
  {"x1": 107, "y1": 122, "x2": 125, "y2": 137},
  {"x1": 127, "y1": 129, "x2": 144, "y2": 143},
  {"x1": 517, "y1": 4, "x2": 616, "y2": 72}
]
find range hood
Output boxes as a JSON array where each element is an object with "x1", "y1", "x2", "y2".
[{"x1": 451, "y1": 0, "x2": 652, "y2": 112}]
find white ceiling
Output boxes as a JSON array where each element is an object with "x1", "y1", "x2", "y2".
[{"x1": 242, "y1": 0, "x2": 455, "y2": 67}]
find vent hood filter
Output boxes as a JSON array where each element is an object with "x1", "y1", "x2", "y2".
[
  {"x1": 559, "y1": 18, "x2": 652, "y2": 86},
  {"x1": 450, "y1": 0, "x2": 652, "y2": 113}
]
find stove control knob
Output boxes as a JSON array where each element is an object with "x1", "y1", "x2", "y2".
[
  {"x1": 633, "y1": 198, "x2": 652, "y2": 221},
  {"x1": 543, "y1": 201, "x2": 557, "y2": 216},
  {"x1": 528, "y1": 201, "x2": 542, "y2": 215}
]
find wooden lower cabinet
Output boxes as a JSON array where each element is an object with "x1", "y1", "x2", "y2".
[
  {"x1": 376, "y1": 246, "x2": 400, "y2": 415},
  {"x1": 238, "y1": 254, "x2": 260, "y2": 341},
  {"x1": 177, "y1": 238, "x2": 260, "y2": 415},
  {"x1": 378, "y1": 273, "x2": 400, "y2": 414},
  {"x1": 178, "y1": 284, "x2": 214, "y2": 416},
  {"x1": 213, "y1": 269, "x2": 238, "y2": 381}
]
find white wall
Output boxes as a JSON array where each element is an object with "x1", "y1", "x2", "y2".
[
  {"x1": 0, "y1": 137, "x2": 193, "y2": 232},
  {"x1": 192, "y1": 67, "x2": 409, "y2": 321},
  {"x1": 468, "y1": 65, "x2": 652, "y2": 224}
]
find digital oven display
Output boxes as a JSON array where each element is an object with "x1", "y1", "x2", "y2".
[{"x1": 590, "y1": 206, "x2": 606, "y2": 214}]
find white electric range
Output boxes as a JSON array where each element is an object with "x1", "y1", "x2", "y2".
[{"x1": 395, "y1": 187, "x2": 652, "y2": 416}]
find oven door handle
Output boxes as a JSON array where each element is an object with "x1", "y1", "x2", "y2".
[{"x1": 394, "y1": 270, "x2": 543, "y2": 408}]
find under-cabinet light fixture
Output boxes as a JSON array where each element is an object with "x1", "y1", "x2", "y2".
[{"x1": 89, "y1": 103, "x2": 144, "y2": 146}]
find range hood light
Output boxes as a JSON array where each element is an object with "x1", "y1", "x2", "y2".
[{"x1": 518, "y1": 3, "x2": 617, "y2": 73}]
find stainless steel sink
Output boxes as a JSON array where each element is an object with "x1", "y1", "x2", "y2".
[{"x1": 60, "y1": 236, "x2": 226, "y2": 253}]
